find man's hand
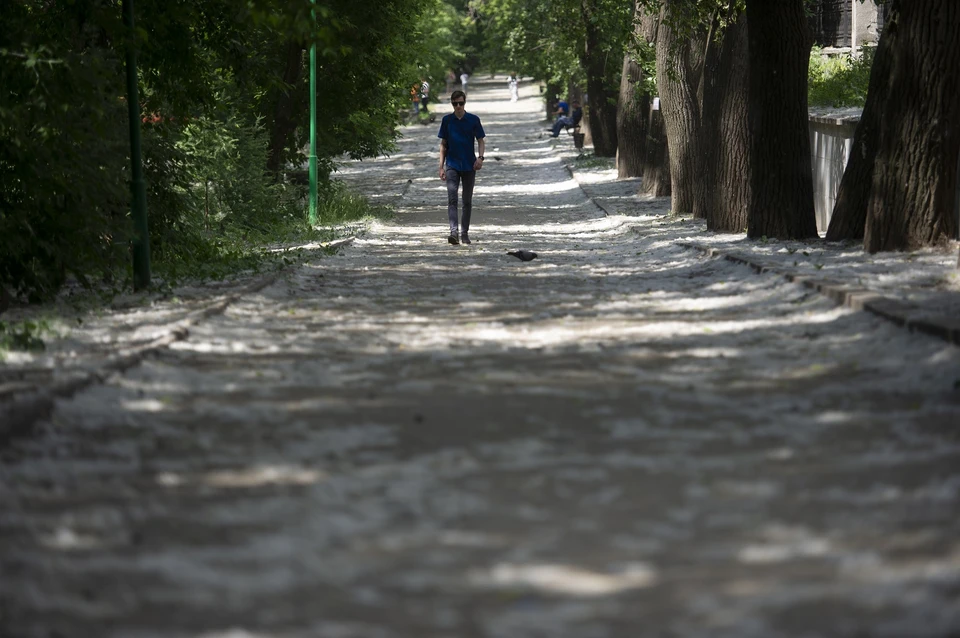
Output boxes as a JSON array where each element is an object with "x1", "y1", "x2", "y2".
[
  {"x1": 439, "y1": 166, "x2": 446, "y2": 180},
  {"x1": 473, "y1": 157, "x2": 483, "y2": 171}
]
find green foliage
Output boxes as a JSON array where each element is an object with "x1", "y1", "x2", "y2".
[
  {"x1": 1, "y1": 0, "x2": 434, "y2": 307},
  {"x1": 474, "y1": 0, "x2": 583, "y2": 86},
  {"x1": 0, "y1": 319, "x2": 52, "y2": 356},
  {"x1": 475, "y1": 0, "x2": 631, "y2": 95},
  {"x1": 626, "y1": 33, "x2": 658, "y2": 97},
  {"x1": 808, "y1": 45, "x2": 875, "y2": 107},
  {"x1": 410, "y1": 1, "x2": 465, "y2": 91},
  {"x1": 0, "y1": 0, "x2": 135, "y2": 303}
]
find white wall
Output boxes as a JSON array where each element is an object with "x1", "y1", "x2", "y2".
[{"x1": 809, "y1": 114, "x2": 859, "y2": 233}]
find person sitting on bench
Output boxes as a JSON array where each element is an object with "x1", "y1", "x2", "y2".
[{"x1": 550, "y1": 100, "x2": 582, "y2": 138}]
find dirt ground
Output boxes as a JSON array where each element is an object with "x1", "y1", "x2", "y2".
[{"x1": 2, "y1": 75, "x2": 960, "y2": 638}]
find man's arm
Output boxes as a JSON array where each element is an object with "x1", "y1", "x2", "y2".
[
  {"x1": 474, "y1": 138, "x2": 485, "y2": 171},
  {"x1": 439, "y1": 139, "x2": 447, "y2": 180}
]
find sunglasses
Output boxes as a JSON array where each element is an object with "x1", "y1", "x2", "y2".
[{"x1": 451, "y1": 101, "x2": 465, "y2": 106}]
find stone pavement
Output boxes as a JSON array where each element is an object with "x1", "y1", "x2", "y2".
[{"x1": 1, "y1": 75, "x2": 960, "y2": 638}]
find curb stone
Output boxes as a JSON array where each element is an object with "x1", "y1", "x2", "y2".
[
  {"x1": 679, "y1": 241, "x2": 960, "y2": 347},
  {"x1": 562, "y1": 163, "x2": 611, "y2": 217},
  {"x1": 0, "y1": 273, "x2": 279, "y2": 444}
]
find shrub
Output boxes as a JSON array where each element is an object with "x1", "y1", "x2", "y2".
[{"x1": 808, "y1": 45, "x2": 875, "y2": 108}]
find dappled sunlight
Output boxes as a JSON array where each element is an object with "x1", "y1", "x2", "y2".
[
  {"x1": 508, "y1": 155, "x2": 564, "y2": 166},
  {"x1": 469, "y1": 562, "x2": 658, "y2": 596},
  {"x1": 4, "y1": 75, "x2": 960, "y2": 638},
  {"x1": 476, "y1": 179, "x2": 580, "y2": 195},
  {"x1": 736, "y1": 525, "x2": 839, "y2": 565},
  {"x1": 157, "y1": 465, "x2": 326, "y2": 489},
  {"x1": 40, "y1": 527, "x2": 103, "y2": 551},
  {"x1": 121, "y1": 397, "x2": 170, "y2": 412},
  {"x1": 196, "y1": 631, "x2": 279, "y2": 638}
]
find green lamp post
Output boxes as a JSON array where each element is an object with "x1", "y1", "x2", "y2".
[
  {"x1": 308, "y1": 0, "x2": 318, "y2": 225},
  {"x1": 122, "y1": 0, "x2": 151, "y2": 290}
]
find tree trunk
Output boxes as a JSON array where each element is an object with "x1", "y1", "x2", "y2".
[
  {"x1": 545, "y1": 82, "x2": 562, "y2": 121},
  {"x1": 266, "y1": 41, "x2": 306, "y2": 178},
  {"x1": 637, "y1": 12, "x2": 670, "y2": 197},
  {"x1": 617, "y1": 53, "x2": 648, "y2": 178},
  {"x1": 642, "y1": 105, "x2": 672, "y2": 196},
  {"x1": 656, "y1": 4, "x2": 705, "y2": 216},
  {"x1": 616, "y1": 2, "x2": 651, "y2": 178},
  {"x1": 745, "y1": 0, "x2": 818, "y2": 239},
  {"x1": 701, "y1": 14, "x2": 751, "y2": 232},
  {"x1": 863, "y1": 0, "x2": 960, "y2": 251},
  {"x1": 826, "y1": 2, "x2": 899, "y2": 241},
  {"x1": 581, "y1": 0, "x2": 618, "y2": 157}
]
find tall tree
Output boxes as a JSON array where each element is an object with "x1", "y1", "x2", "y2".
[
  {"x1": 862, "y1": 0, "x2": 960, "y2": 251},
  {"x1": 825, "y1": 1, "x2": 898, "y2": 242},
  {"x1": 647, "y1": 0, "x2": 748, "y2": 229},
  {"x1": 616, "y1": 2, "x2": 657, "y2": 178},
  {"x1": 580, "y1": 0, "x2": 621, "y2": 156},
  {"x1": 641, "y1": 104, "x2": 672, "y2": 196},
  {"x1": 656, "y1": 1, "x2": 706, "y2": 216},
  {"x1": 744, "y1": 0, "x2": 818, "y2": 239},
  {"x1": 476, "y1": 0, "x2": 630, "y2": 157},
  {"x1": 698, "y1": 10, "x2": 750, "y2": 231},
  {"x1": 617, "y1": 43, "x2": 647, "y2": 176}
]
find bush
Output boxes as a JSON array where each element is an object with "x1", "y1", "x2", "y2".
[
  {"x1": 316, "y1": 180, "x2": 394, "y2": 225},
  {"x1": 808, "y1": 45, "x2": 875, "y2": 108}
]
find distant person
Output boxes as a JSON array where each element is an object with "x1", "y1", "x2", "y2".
[
  {"x1": 460, "y1": 71, "x2": 469, "y2": 93},
  {"x1": 508, "y1": 73, "x2": 519, "y2": 102},
  {"x1": 437, "y1": 90, "x2": 485, "y2": 245},
  {"x1": 410, "y1": 82, "x2": 421, "y2": 115},
  {"x1": 419, "y1": 78, "x2": 431, "y2": 114},
  {"x1": 552, "y1": 99, "x2": 569, "y2": 119},
  {"x1": 445, "y1": 69, "x2": 456, "y2": 94},
  {"x1": 551, "y1": 100, "x2": 582, "y2": 137}
]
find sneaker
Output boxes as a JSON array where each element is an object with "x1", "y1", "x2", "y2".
[
  {"x1": 448, "y1": 233, "x2": 459, "y2": 245},
  {"x1": 461, "y1": 233, "x2": 471, "y2": 245}
]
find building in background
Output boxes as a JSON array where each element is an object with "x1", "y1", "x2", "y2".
[{"x1": 807, "y1": 0, "x2": 887, "y2": 53}]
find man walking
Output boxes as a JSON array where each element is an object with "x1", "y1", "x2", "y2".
[{"x1": 438, "y1": 90, "x2": 485, "y2": 245}]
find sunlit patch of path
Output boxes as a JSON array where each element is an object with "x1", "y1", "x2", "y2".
[{"x1": 1, "y1": 75, "x2": 960, "y2": 638}]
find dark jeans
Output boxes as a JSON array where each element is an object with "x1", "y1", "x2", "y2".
[
  {"x1": 445, "y1": 167, "x2": 476, "y2": 234},
  {"x1": 552, "y1": 115, "x2": 573, "y2": 137}
]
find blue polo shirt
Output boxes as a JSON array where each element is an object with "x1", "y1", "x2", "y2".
[{"x1": 438, "y1": 112, "x2": 485, "y2": 172}]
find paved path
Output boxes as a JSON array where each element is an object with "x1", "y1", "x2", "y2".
[{"x1": 2, "y1": 76, "x2": 960, "y2": 638}]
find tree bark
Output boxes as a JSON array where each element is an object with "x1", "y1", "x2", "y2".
[
  {"x1": 701, "y1": 14, "x2": 751, "y2": 232},
  {"x1": 642, "y1": 105, "x2": 672, "y2": 196},
  {"x1": 581, "y1": 0, "x2": 618, "y2": 157},
  {"x1": 745, "y1": 0, "x2": 818, "y2": 239},
  {"x1": 266, "y1": 41, "x2": 306, "y2": 178},
  {"x1": 616, "y1": 2, "x2": 651, "y2": 178},
  {"x1": 825, "y1": 2, "x2": 899, "y2": 241},
  {"x1": 656, "y1": 4, "x2": 705, "y2": 216},
  {"x1": 863, "y1": 0, "x2": 960, "y2": 251},
  {"x1": 617, "y1": 53, "x2": 648, "y2": 178}
]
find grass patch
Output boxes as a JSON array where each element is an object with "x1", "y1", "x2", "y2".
[
  {"x1": 316, "y1": 180, "x2": 396, "y2": 225},
  {"x1": 0, "y1": 318, "x2": 56, "y2": 358},
  {"x1": 574, "y1": 153, "x2": 615, "y2": 170},
  {"x1": 150, "y1": 180, "x2": 391, "y2": 291}
]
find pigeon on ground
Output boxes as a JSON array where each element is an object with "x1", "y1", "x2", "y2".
[{"x1": 507, "y1": 250, "x2": 538, "y2": 262}]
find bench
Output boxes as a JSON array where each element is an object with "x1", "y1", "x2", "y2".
[{"x1": 565, "y1": 111, "x2": 584, "y2": 155}]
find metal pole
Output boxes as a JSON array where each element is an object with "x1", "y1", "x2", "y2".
[
  {"x1": 123, "y1": 0, "x2": 151, "y2": 290},
  {"x1": 308, "y1": 0, "x2": 318, "y2": 225}
]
